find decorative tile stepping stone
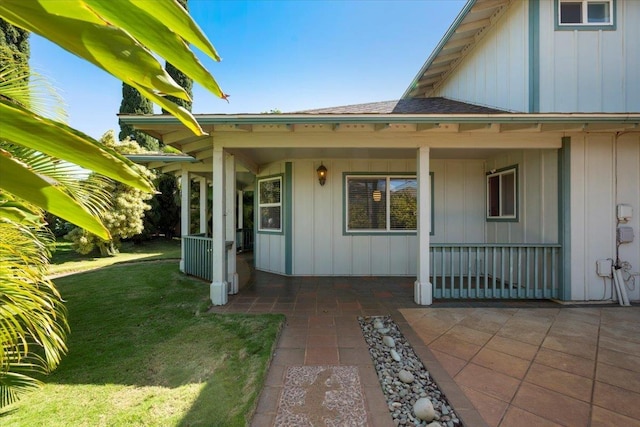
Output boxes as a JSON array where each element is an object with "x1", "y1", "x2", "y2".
[{"x1": 274, "y1": 365, "x2": 367, "y2": 427}]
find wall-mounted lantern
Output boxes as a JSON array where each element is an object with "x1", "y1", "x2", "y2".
[
  {"x1": 317, "y1": 163, "x2": 327, "y2": 186},
  {"x1": 372, "y1": 189, "x2": 382, "y2": 202}
]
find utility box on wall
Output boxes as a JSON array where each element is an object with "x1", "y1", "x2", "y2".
[
  {"x1": 617, "y1": 226, "x2": 635, "y2": 244},
  {"x1": 617, "y1": 204, "x2": 633, "y2": 222}
]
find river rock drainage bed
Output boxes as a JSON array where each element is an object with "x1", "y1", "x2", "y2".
[{"x1": 358, "y1": 316, "x2": 463, "y2": 427}]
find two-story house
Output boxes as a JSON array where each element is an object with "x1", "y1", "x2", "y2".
[{"x1": 121, "y1": 0, "x2": 640, "y2": 306}]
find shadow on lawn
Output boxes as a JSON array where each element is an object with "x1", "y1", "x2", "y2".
[{"x1": 49, "y1": 263, "x2": 283, "y2": 390}]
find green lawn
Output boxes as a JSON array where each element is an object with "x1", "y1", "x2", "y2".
[
  {"x1": 49, "y1": 238, "x2": 182, "y2": 276},
  {"x1": 1, "y1": 261, "x2": 284, "y2": 427}
]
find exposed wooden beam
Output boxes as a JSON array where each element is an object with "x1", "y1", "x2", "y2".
[
  {"x1": 163, "y1": 129, "x2": 196, "y2": 145},
  {"x1": 181, "y1": 139, "x2": 212, "y2": 154},
  {"x1": 195, "y1": 148, "x2": 213, "y2": 161},
  {"x1": 227, "y1": 150, "x2": 259, "y2": 174},
  {"x1": 582, "y1": 123, "x2": 636, "y2": 132},
  {"x1": 456, "y1": 18, "x2": 491, "y2": 34},
  {"x1": 417, "y1": 76, "x2": 441, "y2": 87},
  {"x1": 431, "y1": 51, "x2": 463, "y2": 64},
  {"x1": 472, "y1": 0, "x2": 508, "y2": 12},
  {"x1": 423, "y1": 64, "x2": 451, "y2": 77},
  {"x1": 442, "y1": 36, "x2": 475, "y2": 50}
]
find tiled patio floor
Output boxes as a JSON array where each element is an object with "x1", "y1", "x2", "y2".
[{"x1": 210, "y1": 264, "x2": 640, "y2": 427}]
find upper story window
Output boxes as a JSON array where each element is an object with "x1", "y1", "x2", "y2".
[
  {"x1": 486, "y1": 166, "x2": 518, "y2": 222},
  {"x1": 258, "y1": 176, "x2": 282, "y2": 233},
  {"x1": 557, "y1": 0, "x2": 615, "y2": 29}
]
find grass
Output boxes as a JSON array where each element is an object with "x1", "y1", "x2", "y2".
[
  {"x1": 49, "y1": 238, "x2": 182, "y2": 276},
  {"x1": 1, "y1": 261, "x2": 284, "y2": 427}
]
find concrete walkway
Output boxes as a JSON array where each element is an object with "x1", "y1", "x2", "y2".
[{"x1": 211, "y1": 266, "x2": 640, "y2": 427}]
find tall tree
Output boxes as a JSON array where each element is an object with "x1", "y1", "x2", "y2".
[
  {"x1": 118, "y1": 84, "x2": 158, "y2": 151},
  {"x1": 0, "y1": 17, "x2": 28, "y2": 82},
  {"x1": 162, "y1": 0, "x2": 192, "y2": 113},
  {"x1": 66, "y1": 131, "x2": 153, "y2": 256},
  {"x1": 0, "y1": 0, "x2": 225, "y2": 407}
]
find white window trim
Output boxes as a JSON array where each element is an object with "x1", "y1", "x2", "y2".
[
  {"x1": 558, "y1": 0, "x2": 614, "y2": 27},
  {"x1": 345, "y1": 174, "x2": 417, "y2": 234},
  {"x1": 257, "y1": 176, "x2": 282, "y2": 233},
  {"x1": 486, "y1": 167, "x2": 517, "y2": 221}
]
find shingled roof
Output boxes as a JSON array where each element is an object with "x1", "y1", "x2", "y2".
[{"x1": 296, "y1": 98, "x2": 506, "y2": 115}]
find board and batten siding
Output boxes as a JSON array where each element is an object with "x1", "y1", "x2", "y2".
[
  {"x1": 569, "y1": 134, "x2": 640, "y2": 301},
  {"x1": 434, "y1": 0, "x2": 529, "y2": 112},
  {"x1": 255, "y1": 158, "x2": 488, "y2": 276},
  {"x1": 538, "y1": 0, "x2": 640, "y2": 112},
  {"x1": 485, "y1": 149, "x2": 559, "y2": 244}
]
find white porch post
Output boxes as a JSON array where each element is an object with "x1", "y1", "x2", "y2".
[
  {"x1": 415, "y1": 146, "x2": 433, "y2": 305},
  {"x1": 179, "y1": 169, "x2": 190, "y2": 273},
  {"x1": 210, "y1": 144, "x2": 228, "y2": 305},
  {"x1": 225, "y1": 152, "x2": 239, "y2": 294},
  {"x1": 199, "y1": 178, "x2": 208, "y2": 235}
]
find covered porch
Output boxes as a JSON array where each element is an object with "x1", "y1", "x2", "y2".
[{"x1": 121, "y1": 110, "x2": 585, "y2": 306}]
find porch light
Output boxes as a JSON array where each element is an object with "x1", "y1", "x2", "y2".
[
  {"x1": 372, "y1": 190, "x2": 382, "y2": 202},
  {"x1": 317, "y1": 163, "x2": 327, "y2": 186}
]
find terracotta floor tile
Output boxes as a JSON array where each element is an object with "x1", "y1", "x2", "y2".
[
  {"x1": 278, "y1": 333, "x2": 306, "y2": 349},
  {"x1": 429, "y1": 334, "x2": 482, "y2": 361},
  {"x1": 421, "y1": 308, "x2": 473, "y2": 324},
  {"x1": 590, "y1": 405, "x2": 640, "y2": 427},
  {"x1": 306, "y1": 334, "x2": 337, "y2": 348},
  {"x1": 305, "y1": 347, "x2": 339, "y2": 364},
  {"x1": 471, "y1": 347, "x2": 530, "y2": 379},
  {"x1": 599, "y1": 334, "x2": 640, "y2": 356},
  {"x1": 600, "y1": 307, "x2": 640, "y2": 324},
  {"x1": 511, "y1": 382, "x2": 590, "y2": 426},
  {"x1": 598, "y1": 347, "x2": 640, "y2": 373},
  {"x1": 524, "y1": 362, "x2": 593, "y2": 402},
  {"x1": 541, "y1": 335, "x2": 597, "y2": 359},
  {"x1": 415, "y1": 329, "x2": 443, "y2": 345},
  {"x1": 337, "y1": 333, "x2": 367, "y2": 348},
  {"x1": 547, "y1": 321, "x2": 599, "y2": 345},
  {"x1": 555, "y1": 308, "x2": 601, "y2": 326},
  {"x1": 514, "y1": 308, "x2": 560, "y2": 319},
  {"x1": 430, "y1": 349, "x2": 467, "y2": 377},
  {"x1": 411, "y1": 316, "x2": 454, "y2": 336},
  {"x1": 593, "y1": 381, "x2": 640, "y2": 420},
  {"x1": 485, "y1": 335, "x2": 539, "y2": 361},
  {"x1": 445, "y1": 324, "x2": 494, "y2": 346},
  {"x1": 272, "y1": 348, "x2": 305, "y2": 366},
  {"x1": 596, "y1": 362, "x2": 640, "y2": 393},
  {"x1": 497, "y1": 318, "x2": 549, "y2": 346},
  {"x1": 459, "y1": 385, "x2": 508, "y2": 427},
  {"x1": 499, "y1": 406, "x2": 563, "y2": 427},
  {"x1": 308, "y1": 315, "x2": 335, "y2": 326},
  {"x1": 454, "y1": 363, "x2": 520, "y2": 402},
  {"x1": 458, "y1": 311, "x2": 513, "y2": 335},
  {"x1": 339, "y1": 347, "x2": 372, "y2": 366},
  {"x1": 599, "y1": 322, "x2": 640, "y2": 344},
  {"x1": 534, "y1": 347, "x2": 595, "y2": 378}
]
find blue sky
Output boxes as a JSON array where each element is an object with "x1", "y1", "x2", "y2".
[{"x1": 30, "y1": 0, "x2": 466, "y2": 139}]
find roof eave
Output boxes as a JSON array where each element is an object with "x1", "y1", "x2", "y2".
[
  {"x1": 401, "y1": 0, "x2": 478, "y2": 99},
  {"x1": 119, "y1": 113, "x2": 640, "y2": 126}
]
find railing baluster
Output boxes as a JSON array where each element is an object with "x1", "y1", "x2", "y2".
[
  {"x1": 467, "y1": 246, "x2": 471, "y2": 298},
  {"x1": 517, "y1": 247, "x2": 523, "y2": 298},
  {"x1": 543, "y1": 247, "x2": 548, "y2": 298},
  {"x1": 534, "y1": 248, "x2": 540, "y2": 298}
]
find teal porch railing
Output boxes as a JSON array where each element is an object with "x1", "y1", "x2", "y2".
[
  {"x1": 183, "y1": 237, "x2": 561, "y2": 299},
  {"x1": 183, "y1": 235, "x2": 233, "y2": 282},
  {"x1": 430, "y1": 243, "x2": 561, "y2": 299}
]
